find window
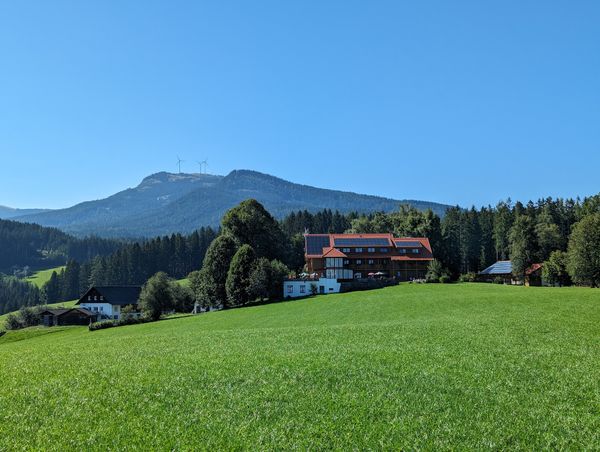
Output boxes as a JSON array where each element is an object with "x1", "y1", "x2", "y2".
[
  {"x1": 287, "y1": 285, "x2": 293, "y2": 294},
  {"x1": 88, "y1": 295, "x2": 91, "y2": 300},
  {"x1": 114, "y1": 315, "x2": 119, "y2": 320},
  {"x1": 300, "y1": 285, "x2": 306, "y2": 294},
  {"x1": 343, "y1": 259, "x2": 350, "y2": 265},
  {"x1": 368, "y1": 259, "x2": 374, "y2": 265},
  {"x1": 93, "y1": 307, "x2": 98, "y2": 312},
  {"x1": 100, "y1": 306, "x2": 104, "y2": 312},
  {"x1": 411, "y1": 248, "x2": 419, "y2": 254},
  {"x1": 368, "y1": 247, "x2": 375, "y2": 253},
  {"x1": 342, "y1": 248, "x2": 350, "y2": 253},
  {"x1": 94, "y1": 295, "x2": 97, "y2": 301},
  {"x1": 381, "y1": 248, "x2": 388, "y2": 253},
  {"x1": 355, "y1": 273, "x2": 362, "y2": 279},
  {"x1": 356, "y1": 259, "x2": 362, "y2": 265},
  {"x1": 355, "y1": 247, "x2": 363, "y2": 253},
  {"x1": 100, "y1": 296, "x2": 104, "y2": 301},
  {"x1": 400, "y1": 248, "x2": 407, "y2": 254}
]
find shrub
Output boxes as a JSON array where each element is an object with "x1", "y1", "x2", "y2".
[
  {"x1": 426, "y1": 260, "x2": 443, "y2": 283},
  {"x1": 89, "y1": 316, "x2": 149, "y2": 331},
  {"x1": 4, "y1": 312, "x2": 24, "y2": 330},
  {"x1": 459, "y1": 272, "x2": 477, "y2": 283},
  {"x1": 493, "y1": 276, "x2": 504, "y2": 284},
  {"x1": 439, "y1": 275, "x2": 451, "y2": 284}
]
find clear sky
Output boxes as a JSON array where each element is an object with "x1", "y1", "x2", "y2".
[{"x1": 1, "y1": 1, "x2": 599, "y2": 209}]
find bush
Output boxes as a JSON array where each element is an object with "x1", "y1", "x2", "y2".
[
  {"x1": 493, "y1": 276, "x2": 504, "y2": 284},
  {"x1": 4, "y1": 312, "x2": 24, "y2": 330},
  {"x1": 89, "y1": 316, "x2": 149, "y2": 331},
  {"x1": 459, "y1": 272, "x2": 477, "y2": 283},
  {"x1": 439, "y1": 275, "x2": 451, "y2": 284},
  {"x1": 4, "y1": 306, "x2": 43, "y2": 330}
]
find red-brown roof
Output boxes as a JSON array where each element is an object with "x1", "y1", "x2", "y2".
[
  {"x1": 526, "y1": 263, "x2": 543, "y2": 275},
  {"x1": 321, "y1": 247, "x2": 348, "y2": 258},
  {"x1": 304, "y1": 233, "x2": 434, "y2": 260}
]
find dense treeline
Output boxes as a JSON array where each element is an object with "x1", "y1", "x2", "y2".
[
  {"x1": 4, "y1": 194, "x2": 600, "y2": 319},
  {"x1": 43, "y1": 228, "x2": 218, "y2": 303},
  {"x1": 279, "y1": 195, "x2": 600, "y2": 284},
  {"x1": 0, "y1": 276, "x2": 42, "y2": 315},
  {"x1": 0, "y1": 219, "x2": 124, "y2": 273}
]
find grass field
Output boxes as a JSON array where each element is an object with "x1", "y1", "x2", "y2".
[
  {"x1": 24, "y1": 266, "x2": 65, "y2": 288},
  {"x1": 0, "y1": 284, "x2": 599, "y2": 449}
]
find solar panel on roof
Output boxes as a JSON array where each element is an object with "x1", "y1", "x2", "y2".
[
  {"x1": 333, "y1": 238, "x2": 390, "y2": 246},
  {"x1": 305, "y1": 235, "x2": 330, "y2": 255},
  {"x1": 479, "y1": 261, "x2": 513, "y2": 275},
  {"x1": 394, "y1": 241, "x2": 422, "y2": 248}
]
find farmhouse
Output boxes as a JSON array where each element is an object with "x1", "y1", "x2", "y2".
[{"x1": 76, "y1": 286, "x2": 142, "y2": 320}]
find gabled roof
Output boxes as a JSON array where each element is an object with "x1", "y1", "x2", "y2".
[
  {"x1": 40, "y1": 308, "x2": 95, "y2": 317},
  {"x1": 479, "y1": 260, "x2": 513, "y2": 275},
  {"x1": 526, "y1": 263, "x2": 543, "y2": 275},
  {"x1": 76, "y1": 286, "x2": 142, "y2": 306},
  {"x1": 304, "y1": 233, "x2": 434, "y2": 259},
  {"x1": 322, "y1": 247, "x2": 348, "y2": 258}
]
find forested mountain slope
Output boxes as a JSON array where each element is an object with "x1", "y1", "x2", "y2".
[{"x1": 15, "y1": 170, "x2": 451, "y2": 237}]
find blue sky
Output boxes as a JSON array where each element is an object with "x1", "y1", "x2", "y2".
[{"x1": 1, "y1": 1, "x2": 599, "y2": 209}]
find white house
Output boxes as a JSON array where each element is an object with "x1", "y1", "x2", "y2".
[
  {"x1": 283, "y1": 278, "x2": 341, "y2": 299},
  {"x1": 76, "y1": 286, "x2": 142, "y2": 320}
]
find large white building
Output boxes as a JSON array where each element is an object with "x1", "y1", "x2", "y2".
[{"x1": 76, "y1": 286, "x2": 142, "y2": 320}]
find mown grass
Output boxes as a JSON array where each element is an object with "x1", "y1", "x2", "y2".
[
  {"x1": 24, "y1": 266, "x2": 65, "y2": 288},
  {"x1": 0, "y1": 284, "x2": 598, "y2": 450}
]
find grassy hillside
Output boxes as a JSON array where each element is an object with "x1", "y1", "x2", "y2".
[
  {"x1": 25, "y1": 266, "x2": 65, "y2": 288},
  {"x1": 0, "y1": 284, "x2": 599, "y2": 449}
]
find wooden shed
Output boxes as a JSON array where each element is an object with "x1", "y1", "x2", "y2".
[{"x1": 40, "y1": 308, "x2": 96, "y2": 327}]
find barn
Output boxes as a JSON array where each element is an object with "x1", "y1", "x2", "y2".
[
  {"x1": 40, "y1": 308, "x2": 96, "y2": 327},
  {"x1": 477, "y1": 260, "x2": 517, "y2": 284}
]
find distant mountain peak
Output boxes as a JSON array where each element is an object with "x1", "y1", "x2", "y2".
[{"x1": 12, "y1": 169, "x2": 452, "y2": 237}]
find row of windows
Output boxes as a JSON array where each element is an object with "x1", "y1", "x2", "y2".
[
  {"x1": 340, "y1": 247, "x2": 388, "y2": 253},
  {"x1": 286, "y1": 285, "x2": 309, "y2": 294},
  {"x1": 87, "y1": 295, "x2": 104, "y2": 301},
  {"x1": 399, "y1": 249, "x2": 420, "y2": 254},
  {"x1": 338, "y1": 247, "x2": 420, "y2": 254},
  {"x1": 344, "y1": 259, "x2": 388, "y2": 265}
]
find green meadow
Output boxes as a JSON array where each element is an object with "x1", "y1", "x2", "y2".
[
  {"x1": 24, "y1": 265, "x2": 65, "y2": 288},
  {"x1": 0, "y1": 284, "x2": 599, "y2": 450}
]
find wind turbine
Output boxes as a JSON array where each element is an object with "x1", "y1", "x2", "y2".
[
  {"x1": 176, "y1": 156, "x2": 185, "y2": 174},
  {"x1": 196, "y1": 160, "x2": 203, "y2": 174},
  {"x1": 201, "y1": 159, "x2": 208, "y2": 174}
]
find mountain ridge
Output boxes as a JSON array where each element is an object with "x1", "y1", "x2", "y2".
[{"x1": 14, "y1": 170, "x2": 452, "y2": 237}]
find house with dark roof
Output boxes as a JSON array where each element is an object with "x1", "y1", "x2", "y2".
[
  {"x1": 40, "y1": 308, "x2": 96, "y2": 327},
  {"x1": 76, "y1": 286, "x2": 142, "y2": 320},
  {"x1": 304, "y1": 233, "x2": 434, "y2": 282}
]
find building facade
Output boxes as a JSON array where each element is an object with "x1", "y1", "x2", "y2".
[
  {"x1": 304, "y1": 233, "x2": 434, "y2": 282},
  {"x1": 76, "y1": 286, "x2": 142, "y2": 320},
  {"x1": 284, "y1": 278, "x2": 341, "y2": 298}
]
